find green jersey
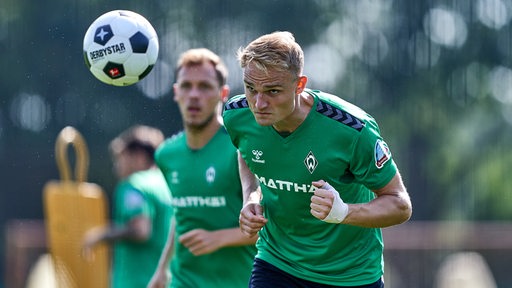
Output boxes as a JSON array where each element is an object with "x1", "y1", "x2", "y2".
[
  {"x1": 223, "y1": 89, "x2": 397, "y2": 286},
  {"x1": 155, "y1": 128, "x2": 257, "y2": 288},
  {"x1": 112, "y1": 168, "x2": 173, "y2": 288}
]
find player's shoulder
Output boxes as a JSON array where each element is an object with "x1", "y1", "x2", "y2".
[
  {"x1": 127, "y1": 169, "x2": 169, "y2": 193},
  {"x1": 133, "y1": 168, "x2": 165, "y2": 180},
  {"x1": 224, "y1": 94, "x2": 249, "y2": 111},
  {"x1": 160, "y1": 131, "x2": 185, "y2": 147},
  {"x1": 216, "y1": 125, "x2": 237, "y2": 143},
  {"x1": 127, "y1": 169, "x2": 154, "y2": 184},
  {"x1": 155, "y1": 131, "x2": 185, "y2": 157},
  {"x1": 222, "y1": 95, "x2": 254, "y2": 129},
  {"x1": 309, "y1": 89, "x2": 370, "y2": 132},
  {"x1": 218, "y1": 125, "x2": 230, "y2": 136}
]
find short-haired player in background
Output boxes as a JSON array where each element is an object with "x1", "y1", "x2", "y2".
[
  {"x1": 83, "y1": 125, "x2": 173, "y2": 288},
  {"x1": 223, "y1": 31, "x2": 413, "y2": 287},
  {"x1": 147, "y1": 48, "x2": 258, "y2": 288}
]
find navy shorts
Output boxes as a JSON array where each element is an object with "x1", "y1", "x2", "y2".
[{"x1": 249, "y1": 258, "x2": 384, "y2": 288}]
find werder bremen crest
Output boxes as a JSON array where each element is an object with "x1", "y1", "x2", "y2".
[{"x1": 304, "y1": 151, "x2": 318, "y2": 174}]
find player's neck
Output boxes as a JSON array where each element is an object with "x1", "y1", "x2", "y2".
[
  {"x1": 272, "y1": 92, "x2": 314, "y2": 134},
  {"x1": 185, "y1": 118, "x2": 221, "y2": 150}
]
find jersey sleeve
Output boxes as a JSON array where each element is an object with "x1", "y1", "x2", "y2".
[
  {"x1": 349, "y1": 119, "x2": 397, "y2": 190},
  {"x1": 222, "y1": 94, "x2": 249, "y2": 149},
  {"x1": 118, "y1": 187, "x2": 152, "y2": 221}
]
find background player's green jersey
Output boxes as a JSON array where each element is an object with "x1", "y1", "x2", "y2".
[
  {"x1": 223, "y1": 89, "x2": 397, "y2": 286},
  {"x1": 155, "y1": 128, "x2": 257, "y2": 288},
  {"x1": 112, "y1": 169, "x2": 173, "y2": 288}
]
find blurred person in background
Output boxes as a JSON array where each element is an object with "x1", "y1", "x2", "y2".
[
  {"x1": 147, "y1": 48, "x2": 258, "y2": 288},
  {"x1": 83, "y1": 125, "x2": 173, "y2": 288},
  {"x1": 223, "y1": 31, "x2": 412, "y2": 288}
]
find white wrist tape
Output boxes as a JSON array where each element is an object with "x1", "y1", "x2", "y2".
[{"x1": 321, "y1": 182, "x2": 349, "y2": 224}]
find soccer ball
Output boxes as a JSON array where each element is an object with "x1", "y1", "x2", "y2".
[{"x1": 83, "y1": 10, "x2": 159, "y2": 86}]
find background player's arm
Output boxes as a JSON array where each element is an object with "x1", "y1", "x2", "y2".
[
  {"x1": 82, "y1": 216, "x2": 151, "y2": 262},
  {"x1": 147, "y1": 219, "x2": 175, "y2": 288},
  {"x1": 84, "y1": 216, "x2": 151, "y2": 247},
  {"x1": 211, "y1": 227, "x2": 258, "y2": 247},
  {"x1": 84, "y1": 188, "x2": 153, "y2": 248},
  {"x1": 179, "y1": 227, "x2": 258, "y2": 256}
]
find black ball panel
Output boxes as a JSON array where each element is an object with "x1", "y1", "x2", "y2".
[
  {"x1": 130, "y1": 31, "x2": 149, "y2": 53},
  {"x1": 103, "y1": 62, "x2": 125, "y2": 79}
]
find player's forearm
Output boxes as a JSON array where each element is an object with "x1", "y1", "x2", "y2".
[
  {"x1": 238, "y1": 152, "x2": 260, "y2": 203},
  {"x1": 343, "y1": 193, "x2": 411, "y2": 228},
  {"x1": 215, "y1": 227, "x2": 258, "y2": 247},
  {"x1": 99, "y1": 225, "x2": 140, "y2": 243},
  {"x1": 343, "y1": 171, "x2": 411, "y2": 228},
  {"x1": 156, "y1": 219, "x2": 175, "y2": 269}
]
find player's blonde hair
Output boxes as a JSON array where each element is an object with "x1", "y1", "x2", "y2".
[
  {"x1": 176, "y1": 48, "x2": 228, "y2": 86},
  {"x1": 237, "y1": 31, "x2": 304, "y2": 78}
]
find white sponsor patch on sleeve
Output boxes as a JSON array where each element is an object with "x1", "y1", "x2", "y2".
[{"x1": 375, "y1": 139, "x2": 391, "y2": 169}]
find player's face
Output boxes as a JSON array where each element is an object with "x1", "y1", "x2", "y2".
[
  {"x1": 112, "y1": 150, "x2": 139, "y2": 179},
  {"x1": 112, "y1": 151, "x2": 130, "y2": 179},
  {"x1": 174, "y1": 62, "x2": 226, "y2": 130},
  {"x1": 243, "y1": 62, "x2": 306, "y2": 131}
]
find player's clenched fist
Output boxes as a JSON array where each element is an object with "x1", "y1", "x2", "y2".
[
  {"x1": 239, "y1": 197, "x2": 267, "y2": 237},
  {"x1": 311, "y1": 180, "x2": 349, "y2": 223}
]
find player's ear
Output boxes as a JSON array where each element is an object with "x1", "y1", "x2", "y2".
[
  {"x1": 296, "y1": 76, "x2": 308, "y2": 94},
  {"x1": 220, "y1": 84, "x2": 230, "y2": 102}
]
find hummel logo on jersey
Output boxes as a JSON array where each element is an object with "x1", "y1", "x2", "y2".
[
  {"x1": 253, "y1": 150, "x2": 262, "y2": 159},
  {"x1": 304, "y1": 151, "x2": 318, "y2": 174},
  {"x1": 251, "y1": 150, "x2": 265, "y2": 163}
]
